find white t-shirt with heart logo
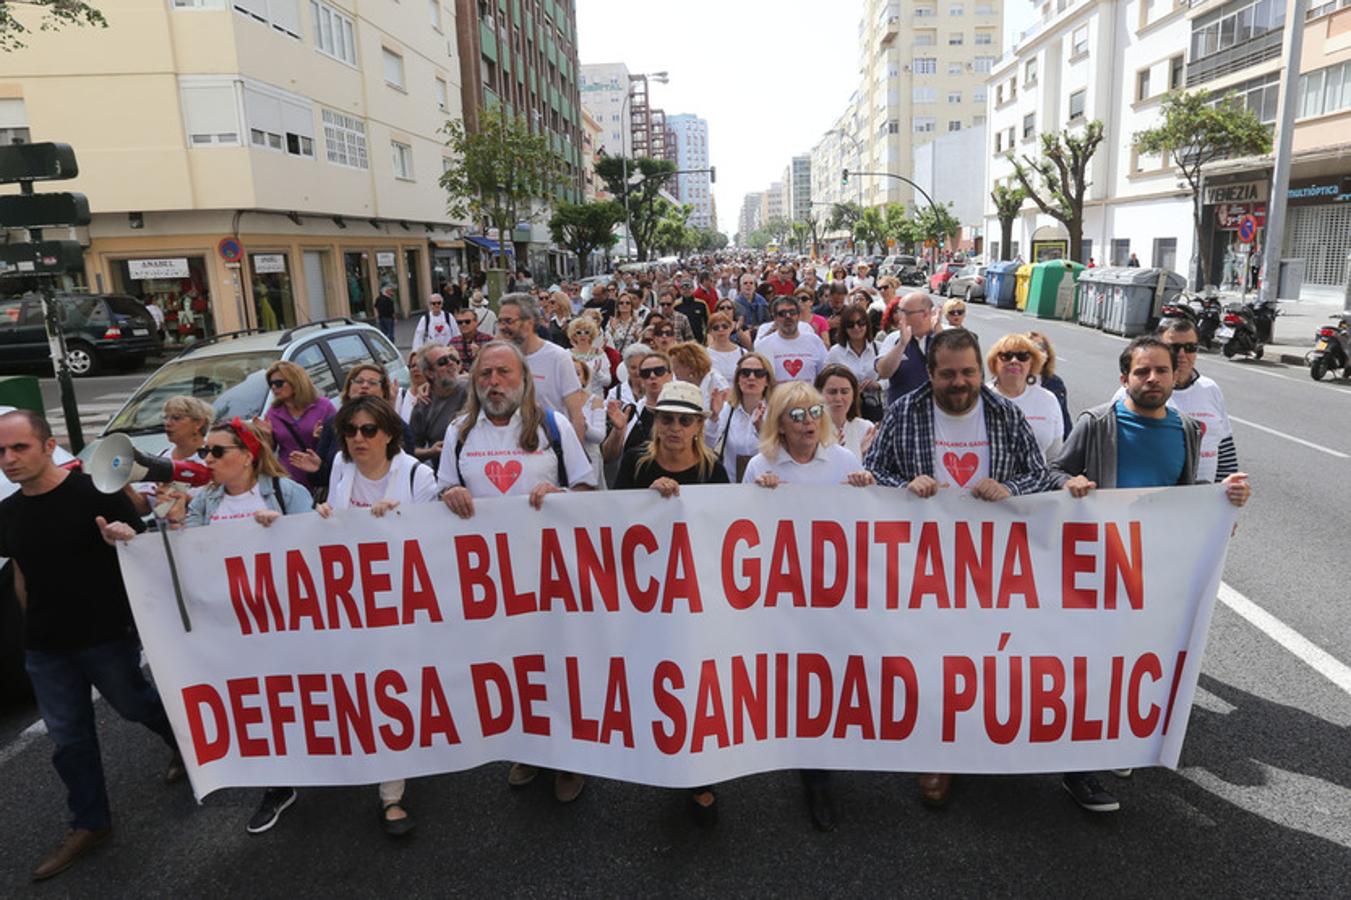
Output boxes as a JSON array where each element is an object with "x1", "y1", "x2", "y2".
[
  {"x1": 413, "y1": 311, "x2": 454, "y2": 348},
  {"x1": 932, "y1": 396, "x2": 990, "y2": 492},
  {"x1": 753, "y1": 329, "x2": 827, "y2": 383},
  {"x1": 436, "y1": 409, "x2": 596, "y2": 497}
]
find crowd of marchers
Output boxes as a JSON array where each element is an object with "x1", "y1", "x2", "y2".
[{"x1": 0, "y1": 254, "x2": 1250, "y2": 882}]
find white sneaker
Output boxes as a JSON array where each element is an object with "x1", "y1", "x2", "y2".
[{"x1": 1111, "y1": 768, "x2": 1134, "y2": 778}]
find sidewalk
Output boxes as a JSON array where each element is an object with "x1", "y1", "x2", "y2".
[{"x1": 1215, "y1": 288, "x2": 1348, "y2": 367}]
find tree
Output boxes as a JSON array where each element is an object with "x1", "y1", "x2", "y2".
[
  {"x1": 549, "y1": 201, "x2": 623, "y2": 276},
  {"x1": 990, "y1": 184, "x2": 1028, "y2": 261},
  {"x1": 1, "y1": 0, "x2": 105, "y2": 51},
  {"x1": 852, "y1": 207, "x2": 887, "y2": 255},
  {"x1": 911, "y1": 201, "x2": 963, "y2": 251},
  {"x1": 790, "y1": 221, "x2": 810, "y2": 253},
  {"x1": 827, "y1": 202, "x2": 863, "y2": 234},
  {"x1": 440, "y1": 107, "x2": 567, "y2": 269},
  {"x1": 882, "y1": 203, "x2": 909, "y2": 249},
  {"x1": 595, "y1": 156, "x2": 678, "y2": 261},
  {"x1": 1010, "y1": 120, "x2": 1105, "y2": 265},
  {"x1": 1135, "y1": 90, "x2": 1271, "y2": 285}
]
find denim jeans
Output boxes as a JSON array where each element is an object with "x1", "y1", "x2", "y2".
[
  {"x1": 378, "y1": 317, "x2": 396, "y2": 341},
  {"x1": 25, "y1": 635, "x2": 177, "y2": 831}
]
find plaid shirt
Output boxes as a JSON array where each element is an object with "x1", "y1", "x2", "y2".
[{"x1": 863, "y1": 383, "x2": 1055, "y2": 496}]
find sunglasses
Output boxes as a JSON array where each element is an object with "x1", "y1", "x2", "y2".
[
  {"x1": 1170, "y1": 342, "x2": 1199, "y2": 354},
  {"x1": 429, "y1": 301, "x2": 443, "y2": 306},
  {"x1": 434, "y1": 355, "x2": 459, "y2": 367},
  {"x1": 268, "y1": 379, "x2": 288, "y2": 389},
  {"x1": 948, "y1": 310, "x2": 966, "y2": 317},
  {"x1": 196, "y1": 445, "x2": 236, "y2": 460},
  {"x1": 786, "y1": 404, "x2": 825, "y2": 423},
  {"x1": 455, "y1": 318, "x2": 474, "y2": 326},
  {"x1": 656, "y1": 412, "x2": 699, "y2": 427},
  {"x1": 998, "y1": 351, "x2": 1032, "y2": 363},
  {"x1": 654, "y1": 329, "x2": 675, "y2": 337},
  {"x1": 341, "y1": 423, "x2": 382, "y2": 438},
  {"x1": 845, "y1": 319, "x2": 866, "y2": 328},
  {"x1": 775, "y1": 309, "x2": 799, "y2": 318},
  {"x1": 638, "y1": 365, "x2": 669, "y2": 379}
]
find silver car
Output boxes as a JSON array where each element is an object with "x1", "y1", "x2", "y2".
[{"x1": 947, "y1": 265, "x2": 988, "y2": 302}]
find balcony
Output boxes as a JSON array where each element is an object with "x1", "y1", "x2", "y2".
[{"x1": 1185, "y1": 27, "x2": 1282, "y2": 87}]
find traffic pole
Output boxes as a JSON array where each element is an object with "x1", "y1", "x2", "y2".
[{"x1": 1258, "y1": 0, "x2": 1308, "y2": 306}]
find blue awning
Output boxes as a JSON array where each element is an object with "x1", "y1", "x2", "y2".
[{"x1": 465, "y1": 235, "x2": 511, "y2": 255}]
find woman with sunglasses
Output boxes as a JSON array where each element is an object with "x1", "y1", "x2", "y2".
[
  {"x1": 129, "y1": 395, "x2": 215, "y2": 516},
  {"x1": 604, "y1": 290, "x2": 645, "y2": 353},
  {"x1": 825, "y1": 307, "x2": 884, "y2": 422},
  {"x1": 704, "y1": 310, "x2": 743, "y2": 385},
  {"x1": 712, "y1": 351, "x2": 775, "y2": 483},
  {"x1": 941, "y1": 297, "x2": 968, "y2": 331},
  {"x1": 313, "y1": 396, "x2": 438, "y2": 837},
  {"x1": 815, "y1": 365, "x2": 877, "y2": 463},
  {"x1": 601, "y1": 351, "x2": 674, "y2": 464},
  {"x1": 167, "y1": 419, "x2": 313, "y2": 837},
  {"x1": 568, "y1": 316, "x2": 612, "y2": 396},
  {"x1": 985, "y1": 333, "x2": 1064, "y2": 461},
  {"x1": 258, "y1": 360, "x2": 336, "y2": 493},
  {"x1": 545, "y1": 292, "x2": 573, "y2": 349},
  {"x1": 742, "y1": 381, "x2": 874, "y2": 833}
]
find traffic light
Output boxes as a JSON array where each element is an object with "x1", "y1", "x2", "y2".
[
  {"x1": 709, "y1": 165, "x2": 716, "y2": 184},
  {"x1": 842, "y1": 168, "x2": 849, "y2": 186}
]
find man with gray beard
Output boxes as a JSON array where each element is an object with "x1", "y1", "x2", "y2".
[
  {"x1": 408, "y1": 344, "x2": 468, "y2": 463},
  {"x1": 436, "y1": 340, "x2": 595, "y2": 803}
]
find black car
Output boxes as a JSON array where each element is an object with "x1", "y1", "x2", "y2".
[{"x1": 0, "y1": 293, "x2": 160, "y2": 376}]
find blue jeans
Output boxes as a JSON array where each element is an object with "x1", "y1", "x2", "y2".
[
  {"x1": 25, "y1": 635, "x2": 177, "y2": 831},
  {"x1": 378, "y1": 316, "x2": 396, "y2": 341}
]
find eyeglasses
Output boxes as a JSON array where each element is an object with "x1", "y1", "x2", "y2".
[
  {"x1": 434, "y1": 355, "x2": 459, "y2": 367},
  {"x1": 775, "y1": 309, "x2": 799, "y2": 319},
  {"x1": 196, "y1": 445, "x2": 237, "y2": 460},
  {"x1": 268, "y1": 379, "x2": 288, "y2": 389},
  {"x1": 737, "y1": 367, "x2": 768, "y2": 379},
  {"x1": 998, "y1": 351, "x2": 1032, "y2": 363},
  {"x1": 340, "y1": 423, "x2": 382, "y2": 438},
  {"x1": 497, "y1": 316, "x2": 519, "y2": 327},
  {"x1": 710, "y1": 323, "x2": 731, "y2": 332},
  {"x1": 786, "y1": 404, "x2": 825, "y2": 423},
  {"x1": 656, "y1": 412, "x2": 699, "y2": 427},
  {"x1": 638, "y1": 365, "x2": 669, "y2": 379},
  {"x1": 351, "y1": 377, "x2": 384, "y2": 388},
  {"x1": 1170, "y1": 342, "x2": 1199, "y2": 354},
  {"x1": 902, "y1": 308, "x2": 927, "y2": 317}
]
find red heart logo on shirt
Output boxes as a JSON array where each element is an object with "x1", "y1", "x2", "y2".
[
  {"x1": 484, "y1": 460, "x2": 522, "y2": 493},
  {"x1": 783, "y1": 358, "x2": 804, "y2": 377},
  {"x1": 942, "y1": 452, "x2": 979, "y2": 486},
  {"x1": 1197, "y1": 421, "x2": 1207, "y2": 438},
  {"x1": 435, "y1": 324, "x2": 445, "y2": 333}
]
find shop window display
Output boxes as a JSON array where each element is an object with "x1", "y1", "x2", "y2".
[{"x1": 112, "y1": 257, "x2": 216, "y2": 347}]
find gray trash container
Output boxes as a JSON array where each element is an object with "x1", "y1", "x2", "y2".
[
  {"x1": 1101, "y1": 267, "x2": 1187, "y2": 336},
  {"x1": 1075, "y1": 267, "x2": 1126, "y2": 329}
]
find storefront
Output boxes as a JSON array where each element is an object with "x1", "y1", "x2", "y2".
[
  {"x1": 248, "y1": 252, "x2": 297, "y2": 331},
  {"x1": 1283, "y1": 173, "x2": 1351, "y2": 287},
  {"x1": 1199, "y1": 174, "x2": 1270, "y2": 292},
  {"x1": 109, "y1": 255, "x2": 217, "y2": 348}
]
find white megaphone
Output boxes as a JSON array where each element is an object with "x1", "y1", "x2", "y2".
[{"x1": 87, "y1": 433, "x2": 213, "y2": 494}]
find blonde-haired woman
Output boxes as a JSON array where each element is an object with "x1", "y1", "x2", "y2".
[
  {"x1": 711, "y1": 350, "x2": 775, "y2": 482},
  {"x1": 986, "y1": 333, "x2": 1063, "y2": 461},
  {"x1": 941, "y1": 297, "x2": 968, "y2": 331},
  {"x1": 130, "y1": 394, "x2": 215, "y2": 516},
  {"x1": 667, "y1": 340, "x2": 729, "y2": 413},
  {"x1": 704, "y1": 310, "x2": 743, "y2": 385},
  {"x1": 567, "y1": 316, "x2": 611, "y2": 395},
  {"x1": 259, "y1": 359, "x2": 335, "y2": 491},
  {"x1": 741, "y1": 380, "x2": 873, "y2": 834}
]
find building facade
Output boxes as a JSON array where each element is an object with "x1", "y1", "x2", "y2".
[
  {"x1": 913, "y1": 124, "x2": 986, "y2": 249},
  {"x1": 1, "y1": 0, "x2": 470, "y2": 343},
  {"x1": 786, "y1": 155, "x2": 813, "y2": 224},
  {"x1": 738, "y1": 191, "x2": 764, "y2": 242},
  {"x1": 579, "y1": 61, "x2": 632, "y2": 157},
  {"x1": 668, "y1": 114, "x2": 714, "y2": 229},
  {"x1": 581, "y1": 107, "x2": 605, "y2": 201}
]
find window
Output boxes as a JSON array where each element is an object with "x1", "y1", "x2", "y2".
[
  {"x1": 1110, "y1": 239, "x2": 1131, "y2": 266},
  {"x1": 975, "y1": 30, "x2": 993, "y2": 44},
  {"x1": 382, "y1": 47, "x2": 406, "y2": 90},
  {"x1": 948, "y1": 62, "x2": 963, "y2": 75},
  {"x1": 915, "y1": 30, "x2": 936, "y2": 45},
  {"x1": 916, "y1": 5, "x2": 935, "y2": 14},
  {"x1": 1069, "y1": 88, "x2": 1086, "y2": 120},
  {"x1": 950, "y1": 3, "x2": 964, "y2": 13},
  {"x1": 1297, "y1": 61, "x2": 1350, "y2": 118},
  {"x1": 435, "y1": 77, "x2": 448, "y2": 111},
  {"x1": 949, "y1": 32, "x2": 964, "y2": 45},
  {"x1": 1137, "y1": 68, "x2": 1152, "y2": 101},
  {"x1": 244, "y1": 85, "x2": 314, "y2": 157},
  {"x1": 973, "y1": 86, "x2": 987, "y2": 103},
  {"x1": 887, "y1": 119, "x2": 901, "y2": 133},
  {"x1": 1022, "y1": 112, "x2": 1036, "y2": 139},
  {"x1": 1190, "y1": 0, "x2": 1286, "y2": 62},
  {"x1": 322, "y1": 108, "x2": 368, "y2": 169},
  {"x1": 913, "y1": 86, "x2": 937, "y2": 103},
  {"x1": 1169, "y1": 55, "x2": 1185, "y2": 90},
  {"x1": 948, "y1": 120, "x2": 962, "y2": 131},
  {"x1": 1071, "y1": 24, "x2": 1089, "y2": 56},
  {"x1": 914, "y1": 117, "x2": 936, "y2": 133},
  {"x1": 310, "y1": 1, "x2": 355, "y2": 64},
  {"x1": 391, "y1": 141, "x2": 414, "y2": 179},
  {"x1": 233, "y1": 0, "x2": 301, "y2": 38},
  {"x1": 1152, "y1": 237, "x2": 1177, "y2": 271},
  {"x1": 975, "y1": 2, "x2": 994, "y2": 11},
  {"x1": 974, "y1": 56, "x2": 995, "y2": 73},
  {"x1": 913, "y1": 57, "x2": 937, "y2": 73},
  {"x1": 429, "y1": 0, "x2": 442, "y2": 30},
  {"x1": 1024, "y1": 58, "x2": 1038, "y2": 84},
  {"x1": 179, "y1": 82, "x2": 241, "y2": 146},
  {"x1": 948, "y1": 90, "x2": 963, "y2": 103},
  {"x1": 994, "y1": 130, "x2": 1003, "y2": 152}
]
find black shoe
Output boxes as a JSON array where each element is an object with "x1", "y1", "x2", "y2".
[
  {"x1": 164, "y1": 750, "x2": 186, "y2": 785},
  {"x1": 1062, "y1": 773, "x2": 1120, "y2": 812},
  {"x1": 246, "y1": 787, "x2": 298, "y2": 834},
  {"x1": 688, "y1": 790, "x2": 718, "y2": 828},
  {"x1": 381, "y1": 800, "x2": 416, "y2": 838},
  {"x1": 805, "y1": 783, "x2": 837, "y2": 832}
]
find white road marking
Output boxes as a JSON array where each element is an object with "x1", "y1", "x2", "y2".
[
  {"x1": 1219, "y1": 582, "x2": 1351, "y2": 696},
  {"x1": 0, "y1": 717, "x2": 47, "y2": 768},
  {"x1": 1229, "y1": 415, "x2": 1349, "y2": 459}
]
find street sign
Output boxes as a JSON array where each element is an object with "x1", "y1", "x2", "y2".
[
  {"x1": 1237, "y1": 215, "x2": 1258, "y2": 243},
  {"x1": 0, "y1": 192, "x2": 91, "y2": 228},
  {"x1": 217, "y1": 236, "x2": 244, "y2": 262},
  {"x1": 0, "y1": 142, "x2": 79, "y2": 183},
  {"x1": 0, "y1": 240, "x2": 85, "y2": 277}
]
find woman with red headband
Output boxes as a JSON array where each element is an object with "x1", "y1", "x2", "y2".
[{"x1": 166, "y1": 418, "x2": 312, "y2": 836}]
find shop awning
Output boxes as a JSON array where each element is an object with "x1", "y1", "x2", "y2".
[{"x1": 465, "y1": 235, "x2": 510, "y2": 255}]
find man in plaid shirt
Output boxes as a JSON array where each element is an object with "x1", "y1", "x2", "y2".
[{"x1": 863, "y1": 328, "x2": 1055, "y2": 809}]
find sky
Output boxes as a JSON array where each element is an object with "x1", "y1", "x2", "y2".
[{"x1": 576, "y1": 0, "x2": 1036, "y2": 236}]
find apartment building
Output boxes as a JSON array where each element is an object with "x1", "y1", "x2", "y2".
[
  {"x1": 982, "y1": 0, "x2": 1195, "y2": 269},
  {"x1": 738, "y1": 191, "x2": 765, "y2": 242},
  {"x1": 579, "y1": 61, "x2": 631, "y2": 156},
  {"x1": 581, "y1": 107, "x2": 605, "y2": 201},
  {"x1": 912, "y1": 124, "x2": 986, "y2": 249},
  {"x1": 786, "y1": 155, "x2": 813, "y2": 224},
  {"x1": 762, "y1": 181, "x2": 787, "y2": 224},
  {"x1": 0, "y1": 0, "x2": 468, "y2": 340},
  {"x1": 668, "y1": 114, "x2": 714, "y2": 229}
]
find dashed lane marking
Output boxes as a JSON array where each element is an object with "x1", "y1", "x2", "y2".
[
  {"x1": 1229, "y1": 415, "x2": 1349, "y2": 459},
  {"x1": 1219, "y1": 583, "x2": 1351, "y2": 697}
]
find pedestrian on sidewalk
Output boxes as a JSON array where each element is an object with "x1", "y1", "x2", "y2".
[
  {"x1": 376, "y1": 285, "x2": 397, "y2": 342},
  {"x1": 0, "y1": 410, "x2": 184, "y2": 882}
]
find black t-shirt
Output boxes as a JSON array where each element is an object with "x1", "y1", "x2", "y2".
[
  {"x1": 0, "y1": 472, "x2": 146, "y2": 651},
  {"x1": 614, "y1": 450, "x2": 730, "y2": 489}
]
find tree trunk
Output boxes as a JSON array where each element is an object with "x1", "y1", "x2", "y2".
[
  {"x1": 1067, "y1": 214, "x2": 1083, "y2": 266},
  {"x1": 999, "y1": 217, "x2": 1014, "y2": 261},
  {"x1": 1192, "y1": 194, "x2": 1209, "y2": 288}
]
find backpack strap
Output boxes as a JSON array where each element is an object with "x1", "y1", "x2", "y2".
[
  {"x1": 543, "y1": 409, "x2": 569, "y2": 488},
  {"x1": 271, "y1": 475, "x2": 287, "y2": 515}
]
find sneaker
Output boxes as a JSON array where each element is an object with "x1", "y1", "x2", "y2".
[
  {"x1": 1111, "y1": 768, "x2": 1134, "y2": 778},
  {"x1": 1062, "y1": 773, "x2": 1119, "y2": 812},
  {"x1": 246, "y1": 787, "x2": 297, "y2": 834}
]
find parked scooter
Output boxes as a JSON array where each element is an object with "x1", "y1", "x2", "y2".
[
  {"x1": 1219, "y1": 299, "x2": 1278, "y2": 360},
  {"x1": 1193, "y1": 294, "x2": 1223, "y2": 349},
  {"x1": 1308, "y1": 314, "x2": 1351, "y2": 381}
]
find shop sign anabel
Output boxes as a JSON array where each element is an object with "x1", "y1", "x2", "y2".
[{"x1": 127, "y1": 258, "x2": 190, "y2": 279}]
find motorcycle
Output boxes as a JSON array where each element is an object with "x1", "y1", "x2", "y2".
[
  {"x1": 1308, "y1": 314, "x2": 1351, "y2": 381},
  {"x1": 1218, "y1": 299, "x2": 1277, "y2": 360},
  {"x1": 1193, "y1": 295, "x2": 1223, "y2": 349}
]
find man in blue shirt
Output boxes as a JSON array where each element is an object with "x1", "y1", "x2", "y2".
[{"x1": 1051, "y1": 335, "x2": 1251, "y2": 813}]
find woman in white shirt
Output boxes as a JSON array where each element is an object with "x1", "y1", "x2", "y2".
[
  {"x1": 567, "y1": 316, "x2": 611, "y2": 396},
  {"x1": 710, "y1": 350, "x2": 775, "y2": 483},
  {"x1": 741, "y1": 379, "x2": 874, "y2": 834},
  {"x1": 316, "y1": 395, "x2": 438, "y2": 837},
  {"x1": 704, "y1": 310, "x2": 743, "y2": 385},
  {"x1": 573, "y1": 358, "x2": 609, "y2": 490},
  {"x1": 814, "y1": 365, "x2": 877, "y2": 463},
  {"x1": 824, "y1": 305, "x2": 884, "y2": 421},
  {"x1": 985, "y1": 333, "x2": 1064, "y2": 462},
  {"x1": 667, "y1": 340, "x2": 729, "y2": 413}
]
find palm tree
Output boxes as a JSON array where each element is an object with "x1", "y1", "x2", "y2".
[{"x1": 852, "y1": 207, "x2": 887, "y2": 256}]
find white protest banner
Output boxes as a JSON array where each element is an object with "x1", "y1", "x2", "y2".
[{"x1": 118, "y1": 485, "x2": 1236, "y2": 799}]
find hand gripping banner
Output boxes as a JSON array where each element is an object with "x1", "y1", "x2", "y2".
[{"x1": 116, "y1": 484, "x2": 1237, "y2": 799}]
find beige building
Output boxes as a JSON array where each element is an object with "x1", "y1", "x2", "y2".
[{"x1": 0, "y1": 0, "x2": 467, "y2": 346}]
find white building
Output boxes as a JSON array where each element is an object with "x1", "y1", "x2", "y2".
[
  {"x1": 738, "y1": 191, "x2": 764, "y2": 242},
  {"x1": 982, "y1": 0, "x2": 1193, "y2": 269},
  {"x1": 579, "y1": 62, "x2": 631, "y2": 157},
  {"x1": 786, "y1": 155, "x2": 813, "y2": 224},
  {"x1": 668, "y1": 113, "x2": 714, "y2": 229},
  {"x1": 912, "y1": 124, "x2": 986, "y2": 248}
]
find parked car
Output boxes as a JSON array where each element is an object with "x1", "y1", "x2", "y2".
[
  {"x1": 928, "y1": 262, "x2": 965, "y2": 296},
  {"x1": 0, "y1": 293, "x2": 161, "y2": 377},
  {"x1": 87, "y1": 318, "x2": 409, "y2": 461},
  {"x1": 884, "y1": 254, "x2": 927, "y2": 286},
  {"x1": 947, "y1": 265, "x2": 989, "y2": 302}
]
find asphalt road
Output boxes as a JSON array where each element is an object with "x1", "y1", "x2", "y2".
[{"x1": 1, "y1": 302, "x2": 1348, "y2": 895}]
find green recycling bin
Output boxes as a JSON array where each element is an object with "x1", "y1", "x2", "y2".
[
  {"x1": 0, "y1": 375, "x2": 42, "y2": 413},
  {"x1": 1025, "y1": 260, "x2": 1086, "y2": 320}
]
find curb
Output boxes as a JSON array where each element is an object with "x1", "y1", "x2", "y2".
[{"x1": 1278, "y1": 352, "x2": 1308, "y2": 367}]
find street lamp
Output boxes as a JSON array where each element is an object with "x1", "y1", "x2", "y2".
[{"x1": 619, "y1": 72, "x2": 670, "y2": 261}]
